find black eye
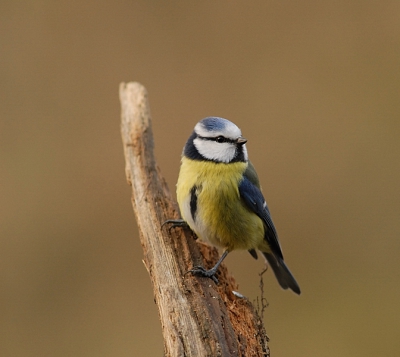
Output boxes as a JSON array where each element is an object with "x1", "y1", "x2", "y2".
[{"x1": 215, "y1": 136, "x2": 225, "y2": 143}]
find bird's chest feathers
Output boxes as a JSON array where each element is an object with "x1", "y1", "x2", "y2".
[
  {"x1": 178, "y1": 159, "x2": 246, "y2": 202},
  {"x1": 177, "y1": 158, "x2": 253, "y2": 248}
]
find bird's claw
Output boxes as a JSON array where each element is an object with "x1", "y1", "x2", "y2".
[
  {"x1": 187, "y1": 266, "x2": 219, "y2": 284},
  {"x1": 161, "y1": 219, "x2": 189, "y2": 232}
]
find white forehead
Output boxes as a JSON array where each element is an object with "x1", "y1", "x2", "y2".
[{"x1": 194, "y1": 117, "x2": 242, "y2": 139}]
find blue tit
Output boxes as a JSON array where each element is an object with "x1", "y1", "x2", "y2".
[{"x1": 166, "y1": 117, "x2": 300, "y2": 294}]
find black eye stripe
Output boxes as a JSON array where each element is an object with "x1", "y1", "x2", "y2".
[{"x1": 197, "y1": 135, "x2": 236, "y2": 144}]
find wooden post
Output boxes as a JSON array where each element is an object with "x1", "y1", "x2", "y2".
[{"x1": 120, "y1": 82, "x2": 270, "y2": 357}]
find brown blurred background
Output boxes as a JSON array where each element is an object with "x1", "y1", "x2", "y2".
[{"x1": 1, "y1": 1, "x2": 400, "y2": 356}]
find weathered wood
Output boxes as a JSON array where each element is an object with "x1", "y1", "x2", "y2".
[{"x1": 120, "y1": 82, "x2": 270, "y2": 357}]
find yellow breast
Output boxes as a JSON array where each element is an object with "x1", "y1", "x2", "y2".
[{"x1": 176, "y1": 157, "x2": 264, "y2": 251}]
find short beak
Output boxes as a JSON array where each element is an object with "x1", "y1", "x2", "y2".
[{"x1": 236, "y1": 136, "x2": 247, "y2": 145}]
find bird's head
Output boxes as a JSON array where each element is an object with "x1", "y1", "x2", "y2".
[{"x1": 184, "y1": 117, "x2": 248, "y2": 163}]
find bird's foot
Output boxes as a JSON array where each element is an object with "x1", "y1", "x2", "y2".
[
  {"x1": 161, "y1": 219, "x2": 189, "y2": 231},
  {"x1": 187, "y1": 266, "x2": 219, "y2": 284}
]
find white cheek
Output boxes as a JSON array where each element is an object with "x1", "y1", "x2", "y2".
[{"x1": 193, "y1": 138, "x2": 236, "y2": 163}]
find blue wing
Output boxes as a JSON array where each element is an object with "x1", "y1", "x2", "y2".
[{"x1": 239, "y1": 176, "x2": 283, "y2": 260}]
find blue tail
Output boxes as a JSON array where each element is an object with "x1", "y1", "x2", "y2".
[{"x1": 263, "y1": 252, "x2": 301, "y2": 295}]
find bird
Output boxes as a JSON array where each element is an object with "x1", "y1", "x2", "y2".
[{"x1": 164, "y1": 117, "x2": 300, "y2": 295}]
